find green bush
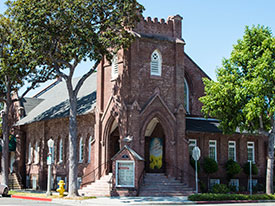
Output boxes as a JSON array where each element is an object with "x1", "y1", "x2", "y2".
[
  {"x1": 228, "y1": 184, "x2": 237, "y2": 192},
  {"x1": 225, "y1": 159, "x2": 241, "y2": 179},
  {"x1": 203, "y1": 157, "x2": 218, "y2": 175},
  {"x1": 190, "y1": 156, "x2": 200, "y2": 172},
  {"x1": 211, "y1": 184, "x2": 230, "y2": 194},
  {"x1": 188, "y1": 193, "x2": 275, "y2": 201},
  {"x1": 199, "y1": 181, "x2": 207, "y2": 193},
  {"x1": 243, "y1": 162, "x2": 258, "y2": 175}
]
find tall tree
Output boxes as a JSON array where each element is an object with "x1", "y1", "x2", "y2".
[
  {"x1": 0, "y1": 15, "x2": 53, "y2": 185},
  {"x1": 200, "y1": 25, "x2": 275, "y2": 194},
  {"x1": 7, "y1": 0, "x2": 144, "y2": 196}
]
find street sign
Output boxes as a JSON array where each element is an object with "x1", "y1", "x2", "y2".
[
  {"x1": 192, "y1": 146, "x2": 201, "y2": 161},
  {"x1": 47, "y1": 156, "x2": 52, "y2": 165}
]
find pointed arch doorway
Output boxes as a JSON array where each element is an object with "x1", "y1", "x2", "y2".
[
  {"x1": 107, "y1": 120, "x2": 120, "y2": 173},
  {"x1": 145, "y1": 118, "x2": 165, "y2": 173}
]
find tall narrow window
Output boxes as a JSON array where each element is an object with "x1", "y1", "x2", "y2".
[
  {"x1": 88, "y1": 136, "x2": 93, "y2": 163},
  {"x1": 28, "y1": 142, "x2": 32, "y2": 164},
  {"x1": 79, "y1": 137, "x2": 84, "y2": 163},
  {"x1": 111, "y1": 55, "x2": 118, "y2": 80},
  {"x1": 184, "y1": 78, "x2": 189, "y2": 113},
  {"x1": 188, "y1": 139, "x2": 197, "y2": 156},
  {"x1": 209, "y1": 140, "x2": 217, "y2": 161},
  {"x1": 59, "y1": 138, "x2": 63, "y2": 163},
  {"x1": 150, "y1": 50, "x2": 162, "y2": 76},
  {"x1": 247, "y1": 142, "x2": 255, "y2": 162},
  {"x1": 34, "y1": 141, "x2": 39, "y2": 164},
  {"x1": 228, "y1": 141, "x2": 236, "y2": 161}
]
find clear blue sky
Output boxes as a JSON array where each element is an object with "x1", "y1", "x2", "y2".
[{"x1": 1, "y1": 0, "x2": 275, "y2": 95}]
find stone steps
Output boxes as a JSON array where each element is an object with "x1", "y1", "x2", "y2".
[
  {"x1": 78, "y1": 173, "x2": 112, "y2": 197},
  {"x1": 139, "y1": 173, "x2": 194, "y2": 197},
  {"x1": 8, "y1": 173, "x2": 23, "y2": 190}
]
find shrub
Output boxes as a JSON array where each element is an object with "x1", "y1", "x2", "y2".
[
  {"x1": 225, "y1": 159, "x2": 241, "y2": 179},
  {"x1": 211, "y1": 184, "x2": 230, "y2": 194},
  {"x1": 243, "y1": 162, "x2": 258, "y2": 175},
  {"x1": 199, "y1": 181, "x2": 207, "y2": 193},
  {"x1": 188, "y1": 193, "x2": 275, "y2": 201},
  {"x1": 203, "y1": 157, "x2": 218, "y2": 175},
  {"x1": 190, "y1": 156, "x2": 200, "y2": 172},
  {"x1": 228, "y1": 184, "x2": 237, "y2": 192}
]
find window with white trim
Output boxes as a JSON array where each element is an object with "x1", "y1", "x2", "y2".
[
  {"x1": 111, "y1": 55, "x2": 118, "y2": 80},
  {"x1": 248, "y1": 179, "x2": 258, "y2": 190},
  {"x1": 209, "y1": 140, "x2": 217, "y2": 161},
  {"x1": 59, "y1": 138, "x2": 63, "y2": 163},
  {"x1": 247, "y1": 142, "x2": 255, "y2": 162},
  {"x1": 51, "y1": 144, "x2": 55, "y2": 163},
  {"x1": 79, "y1": 137, "x2": 84, "y2": 163},
  {"x1": 188, "y1": 139, "x2": 197, "y2": 156},
  {"x1": 229, "y1": 179, "x2": 239, "y2": 191},
  {"x1": 88, "y1": 136, "x2": 93, "y2": 163},
  {"x1": 184, "y1": 78, "x2": 189, "y2": 113},
  {"x1": 150, "y1": 50, "x2": 162, "y2": 76},
  {"x1": 228, "y1": 141, "x2": 236, "y2": 161},
  {"x1": 34, "y1": 141, "x2": 39, "y2": 164},
  {"x1": 209, "y1": 179, "x2": 220, "y2": 189},
  {"x1": 28, "y1": 142, "x2": 32, "y2": 164}
]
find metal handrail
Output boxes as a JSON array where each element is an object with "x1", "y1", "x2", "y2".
[
  {"x1": 165, "y1": 161, "x2": 196, "y2": 183},
  {"x1": 81, "y1": 160, "x2": 112, "y2": 187}
]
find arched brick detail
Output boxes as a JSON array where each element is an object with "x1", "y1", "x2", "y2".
[{"x1": 140, "y1": 108, "x2": 176, "y2": 176}]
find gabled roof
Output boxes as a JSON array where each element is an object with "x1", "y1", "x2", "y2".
[
  {"x1": 111, "y1": 145, "x2": 144, "y2": 161},
  {"x1": 17, "y1": 73, "x2": 97, "y2": 126},
  {"x1": 186, "y1": 118, "x2": 221, "y2": 133}
]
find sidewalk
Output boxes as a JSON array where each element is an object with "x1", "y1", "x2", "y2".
[
  {"x1": 52, "y1": 196, "x2": 192, "y2": 205},
  {"x1": 10, "y1": 190, "x2": 275, "y2": 205}
]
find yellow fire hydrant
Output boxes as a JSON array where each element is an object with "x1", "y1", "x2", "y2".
[{"x1": 56, "y1": 180, "x2": 65, "y2": 197}]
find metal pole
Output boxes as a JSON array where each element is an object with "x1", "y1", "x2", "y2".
[
  {"x1": 46, "y1": 157, "x2": 52, "y2": 196},
  {"x1": 195, "y1": 159, "x2": 198, "y2": 193},
  {"x1": 249, "y1": 160, "x2": 252, "y2": 195}
]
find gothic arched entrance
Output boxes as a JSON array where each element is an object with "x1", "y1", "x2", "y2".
[
  {"x1": 107, "y1": 120, "x2": 120, "y2": 172},
  {"x1": 144, "y1": 118, "x2": 165, "y2": 173}
]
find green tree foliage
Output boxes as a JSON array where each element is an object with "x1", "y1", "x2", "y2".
[
  {"x1": 7, "y1": 0, "x2": 144, "y2": 197},
  {"x1": 0, "y1": 15, "x2": 52, "y2": 185},
  {"x1": 203, "y1": 157, "x2": 218, "y2": 175},
  {"x1": 225, "y1": 159, "x2": 241, "y2": 179},
  {"x1": 243, "y1": 162, "x2": 258, "y2": 176},
  {"x1": 200, "y1": 25, "x2": 275, "y2": 194}
]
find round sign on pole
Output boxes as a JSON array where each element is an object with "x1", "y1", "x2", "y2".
[{"x1": 192, "y1": 146, "x2": 201, "y2": 161}]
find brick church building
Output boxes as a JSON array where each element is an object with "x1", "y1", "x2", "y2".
[{"x1": 7, "y1": 15, "x2": 267, "y2": 196}]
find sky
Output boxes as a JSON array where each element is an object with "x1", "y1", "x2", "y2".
[{"x1": 1, "y1": 0, "x2": 275, "y2": 96}]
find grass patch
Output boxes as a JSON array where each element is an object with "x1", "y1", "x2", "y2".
[
  {"x1": 8, "y1": 190, "x2": 96, "y2": 200},
  {"x1": 188, "y1": 193, "x2": 275, "y2": 201}
]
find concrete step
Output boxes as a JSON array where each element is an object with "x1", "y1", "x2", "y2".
[
  {"x1": 78, "y1": 173, "x2": 112, "y2": 196},
  {"x1": 139, "y1": 173, "x2": 194, "y2": 197}
]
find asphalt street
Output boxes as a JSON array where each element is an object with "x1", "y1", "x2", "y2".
[{"x1": 2, "y1": 197, "x2": 275, "y2": 206}]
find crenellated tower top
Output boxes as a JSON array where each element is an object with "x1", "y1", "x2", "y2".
[{"x1": 134, "y1": 15, "x2": 183, "y2": 39}]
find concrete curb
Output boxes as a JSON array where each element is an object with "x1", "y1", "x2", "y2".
[{"x1": 11, "y1": 195, "x2": 52, "y2": 202}]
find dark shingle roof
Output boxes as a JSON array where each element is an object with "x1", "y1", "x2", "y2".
[
  {"x1": 17, "y1": 73, "x2": 97, "y2": 125},
  {"x1": 186, "y1": 119, "x2": 221, "y2": 133}
]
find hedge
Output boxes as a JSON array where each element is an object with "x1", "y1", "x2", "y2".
[{"x1": 188, "y1": 193, "x2": 275, "y2": 201}]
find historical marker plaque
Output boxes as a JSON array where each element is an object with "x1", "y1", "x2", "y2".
[{"x1": 116, "y1": 161, "x2": 135, "y2": 187}]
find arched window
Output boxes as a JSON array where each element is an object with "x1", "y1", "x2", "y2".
[
  {"x1": 59, "y1": 138, "x2": 63, "y2": 163},
  {"x1": 184, "y1": 78, "x2": 189, "y2": 113},
  {"x1": 79, "y1": 137, "x2": 84, "y2": 163},
  {"x1": 150, "y1": 50, "x2": 162, "y2": 76},
  {"x1": 111, "y1": 55, "x2": 118, "y2": 80},
  {"x1": 34, "y1": 141, "x2": 39, "y2": 164},
  {"x1": 88, "y1": 136, "x2": 93, "y2": 163},
  {"x1": 28, "y1": 142, "x2": 32, "y2": 164}
]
